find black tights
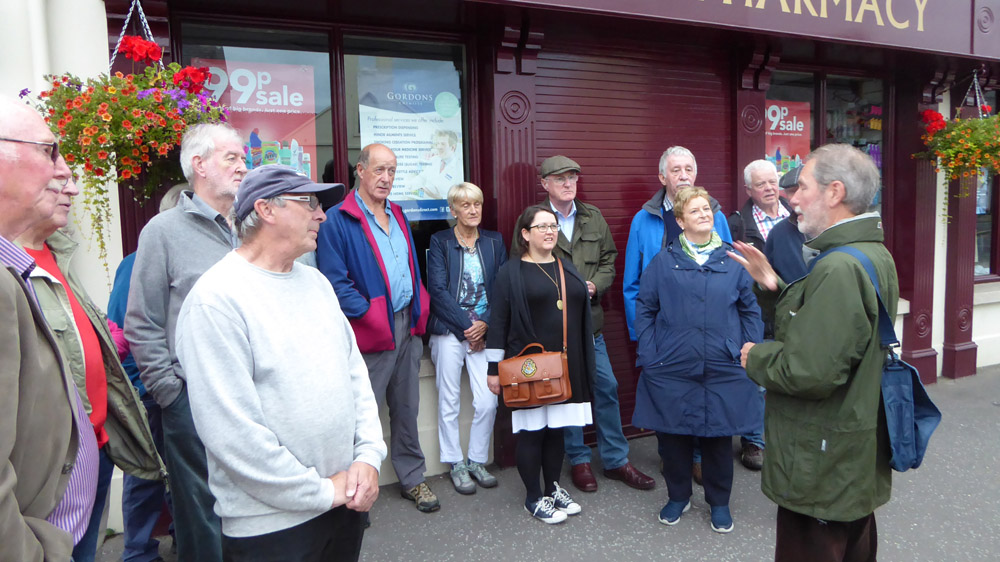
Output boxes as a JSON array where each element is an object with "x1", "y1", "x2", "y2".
[{"x1": 516, "y1": 427, "x2": 565, "y2": 505}]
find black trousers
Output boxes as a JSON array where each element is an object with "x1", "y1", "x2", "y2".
[
  {"x1": 657, "y1": 432, "x2": 734, "y2": 507},
  {"x1": 222, "y1": 506, "x2": 365, "y2": 562},
  {"x1": 775, "y1": 506, "x2": 877, "y2": 562}
]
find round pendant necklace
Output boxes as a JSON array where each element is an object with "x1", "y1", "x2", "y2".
[
  {"x1": 455, "y1": 227, "x2": 478, "y2": 255},
  {"x1": 533, "y1": 260, "x2": 563, "y2": 310}
]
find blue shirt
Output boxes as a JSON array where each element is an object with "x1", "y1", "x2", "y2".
[
  {"x1": 108, "y1": 252, "x2": 145, "y2": 396},
  {"x1": 355, "y1": 191, "x2": 413, "y2": 312},
  {"x1": 550, "y1": 200, "x2": 577, "y2": 243}
]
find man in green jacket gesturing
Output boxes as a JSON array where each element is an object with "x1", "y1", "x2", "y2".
[{"x1": 729, "y1": 143, "x2": 897, "y2": 562}]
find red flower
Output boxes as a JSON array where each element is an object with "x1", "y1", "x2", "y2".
[
  {"x1": 97, "y1": 134, "x2": 108, "y2": 144},
  {"x1": 80, "y1": 136, "x2": 92, "y2": 146},
  {"x1": 65, "y1": 154, "x2": 75, "y2": 162},
  {"x1": 122, "y1": 119, "x2": 133, "y2": 130},
  {"x1": 982, "y1": 104, "x2": 992, "y2": 114},
  {"x1": 120, "y1": 169, "x2": 132, "y2": 180},
  {"x1": 97, "y1": 150, "x2": 109, "y2": 160},
  {"x1": 94, "y1": 168, "x2": 105, "y2": 177},
  {"x1": 172, "y1": 66, "x2": 211, "y2": 95},
  {"x1": 172, "y1": 121, "x2": 184, "y2": 131}
]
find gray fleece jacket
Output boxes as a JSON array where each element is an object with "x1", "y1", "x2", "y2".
[
  {"x1": 175, "y1": 252, "x2": 386, "y2": 537},
  {"x1": 125, "y1": 191, "x2": 237, "y2": 407}
]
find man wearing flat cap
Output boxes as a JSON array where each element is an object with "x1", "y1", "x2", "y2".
[
  {"x1": 530, "y1": 155, "x2": 656, "y2": 493},
  {"x1": 176, "y1": 165, "x2": 385, "y2": 561}
]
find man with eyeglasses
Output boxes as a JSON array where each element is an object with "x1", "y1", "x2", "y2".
[
  {"x1": 126, "y1": 122, "x2": 247, "y2": 562},
  {"x1": 175, "y1": 165, "x2": 384, "y2": 561},
  {"x1": 316, "y1": 143, "x2": 437, "y2": 514},
  {"x1": 0, "y1": 96, "x2": 98, "y2": 561},
  {"x1": 530, "y1": 155, "x2": 656, "y2": 494}
]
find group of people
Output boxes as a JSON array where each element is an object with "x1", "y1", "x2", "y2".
[{"x1": 2, "y1": 89, "x2": 898, "y2": 562}]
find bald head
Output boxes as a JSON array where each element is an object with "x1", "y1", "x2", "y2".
[
  {"x1": 0, "y1": 96, "x2": 62, "y2": 240},
  {"x1": 355, "y1": 144, "x2": 397, "y2": 206}
]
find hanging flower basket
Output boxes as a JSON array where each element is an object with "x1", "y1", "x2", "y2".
[
  {"x1": 912, "y1": 70, "x2": 1000, "y2": 185},
  {"x1": 22, "y1": 34, "x2": 228, "y2": 263},
  {"x1": 913, "y1": 105, "x2": 1000, "y2": 181}
]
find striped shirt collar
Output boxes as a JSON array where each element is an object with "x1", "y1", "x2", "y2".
[{"x1": 0, "y1": 235, "x2": 35, "y2": 279}]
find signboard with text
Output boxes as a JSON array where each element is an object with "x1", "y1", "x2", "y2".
[
  {"x1": 197, "y1": 58, "x2": 319, "y2": 181},
  {"x1": 765, "y1": 100, "x2": 811, "y2": 175},
  {"x1": 357, "y1": 56, "x2": 464, "y2": 221},
  {"x1": 482, "y1": 0, "x2": 996, "y2": 60}
]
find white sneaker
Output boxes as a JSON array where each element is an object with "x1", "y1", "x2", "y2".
[
  {"x1": 526, "y1": 496, "x2": 567, "y2": 524},
  {"x1": 551, "y1": 482, "x2": 582, "y2": 515}
]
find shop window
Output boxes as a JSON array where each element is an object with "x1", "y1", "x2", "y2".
[
  {"x1": 975, "y1": 92, "x2": 998, "y2": 279},
  {"x1": 180, "y1": 24, "x2": 333, "y2": 188},
  {"x1": 343, "y1": 37, "x2": 469, "y2": 276},
  {"x1": 826, "y1": 75, "x2": 885, "y2": 212},
  {"x1": 343, "y1": 37, "x2": 467, "y2": 222}
]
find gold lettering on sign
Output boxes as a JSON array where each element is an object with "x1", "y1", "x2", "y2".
[
  {"x1": 754, "y1": 0, "x2": 794, "y2": 11},
  {"x1": 821, "y1": 0, "x2": 853, "y2": 21},
  {"x1": 796, "y1": 0, "x2": 820, "y2": 16},
  {"x1": 885, "y1": 0, "x2": 910, "y2": 29},
  {"x1": 915, "y1": 0, "x2": 927, "y2": 31},
  {"x1": 855, "y1": 0, "x2": 884, "y2": 25}
]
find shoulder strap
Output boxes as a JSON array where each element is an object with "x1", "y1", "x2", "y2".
[
  {"x1": 807, "y1": 246, "x2": 897, "y2": 348},
  {"x1": 557, "y1": 258, "x2": 568, "y2": 352}
]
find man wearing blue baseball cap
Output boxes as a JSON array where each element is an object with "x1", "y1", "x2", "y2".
[{"x1": 176, "y1": 165, "x2": 384, "y2": 561}]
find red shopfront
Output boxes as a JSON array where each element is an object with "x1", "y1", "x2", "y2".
[{"x1": 107, "y1": 0, "x2": 1000, "y2": 465}]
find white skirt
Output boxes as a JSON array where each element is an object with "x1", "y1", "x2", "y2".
[{"x1": 511, "y1": 402, "x2": 593, "y2": 433}]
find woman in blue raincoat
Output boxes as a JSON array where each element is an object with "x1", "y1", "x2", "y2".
[{"x1": 633, "y1": 186, "x2": 763, "y2": 534}]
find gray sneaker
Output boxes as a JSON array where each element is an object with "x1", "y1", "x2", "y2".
[
  {"x1": 466, "y1": 460, "x2": 498, "y2": 488},
  {"x1": 450, "y1": 462, "x2": 476, "y2": 495}
]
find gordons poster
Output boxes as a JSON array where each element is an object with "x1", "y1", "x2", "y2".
[{"x1": 357, "y1": 56, "x2": 464, "y2": 221}]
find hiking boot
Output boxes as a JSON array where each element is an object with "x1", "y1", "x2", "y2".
[
  {"x1": 525, "y1": 496, "x2": 567, "y2": 524},
  {"x1": 658, "y1": 499, "x2": 691, "y2": 525},
  {"x1": 710, "y1": 505, "x2": 734, "y2": 533},
  {"x1": 466, "y1": 460, "x2": 498, "y2": 488},
  {"x1": 741, "y1": 443, "x2": 764, "y2": 471},
  {"x1": 450, "y1": 462, "x2": 476, "y2": 495},
  {"x1": 401, "y1": 482, "x2": 440, "y2": 512},
  {"x1": 550, "y1": 482, "x2": 581, "y2": 515}
]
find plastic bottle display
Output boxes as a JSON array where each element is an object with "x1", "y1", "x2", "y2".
[{"x1": 249, "y1": 129, "x2": 263, "y2": 168}]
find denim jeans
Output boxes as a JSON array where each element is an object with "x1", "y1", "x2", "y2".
[
  {"x1": 563, "y1": 334, "x2": 629, "y2": 469},
  {"x1": 161, "y1": 386, "x2": 222, "y2": 562},
  {"x1": 122, "y1": 395, "x2": 173, "y2": 562},
  {"x1": 71, "y1": 447, "x2": 114, "y2": 562}
]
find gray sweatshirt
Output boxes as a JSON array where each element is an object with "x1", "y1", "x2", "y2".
[
  {"x1": 125, "y1": 192, "x2": 237, "y2": 407},
  {"x1": 175, "y1": 251, "x2": 386, "y2": 537}
]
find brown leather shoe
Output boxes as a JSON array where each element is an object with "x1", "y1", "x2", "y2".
[
  {"x1": 603, "y1": 462, "x2": 655, "y2": 490},
  {"x1": 692, "y1": 462, "x2": 703, "y2": 486},
  {"x1": 571, "y1": 462, "x2": 598, "y2": 492}
]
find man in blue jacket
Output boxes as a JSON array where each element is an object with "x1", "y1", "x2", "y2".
[{"x1": 316, "y1": 143, "x2": 438, "y2": 513}]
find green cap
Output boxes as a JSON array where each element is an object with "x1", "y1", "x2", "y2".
[{"x1": 540, "y1": 155, "x2": 581, "y2": 177}]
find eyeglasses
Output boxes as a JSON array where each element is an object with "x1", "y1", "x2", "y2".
[
  {"x1": 529, "y1": 223, "x2": 560, "y2": 233},
  {"x1": 546, "y1": 173, "x2": 578, "y2": 185},
  {"x1": 0, "y1": 137, "x2": 60, "y2": 164},
  {"x1": 277, "y1": 194, "x2": 320, "y2": 210}
]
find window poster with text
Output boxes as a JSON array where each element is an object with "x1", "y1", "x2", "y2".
[
  {"x1": 765, "y1": 100, "x2": 811, "y2": 176},
  {"x1": 197, "y1": 58, "x2": 319, "y2": 181},
  {"x1": 357, "y1": 56, "x2": 464, "y2": 221}
]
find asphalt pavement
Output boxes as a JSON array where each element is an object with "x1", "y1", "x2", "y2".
[{"x1": 99, "y1": 364, "x2": 1000, "y2": 561}]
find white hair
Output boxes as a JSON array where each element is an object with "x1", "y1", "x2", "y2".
[
  {"x1": 230, "y1": 196, "x2": 285, "y2": 241},
  {"x1": 743, "y1": 159, "x2": 778, "y2": 188},
  {"x1": 159, "y1": 183, "x2": 187, "y2": 213},
  {"x1": 659, "y1": 146, "x2": 697, "y2": 176},
  {"x1": 806, "y1": 144, "x2": 881, "y2": 215},
  {"x1": 179, "y1": 123, "x2": 241, "y2": 181}
]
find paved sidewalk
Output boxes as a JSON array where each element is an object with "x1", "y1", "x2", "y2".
[{"x1": 99, "y1": 365, "x2": 1000, "y2": 561}]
